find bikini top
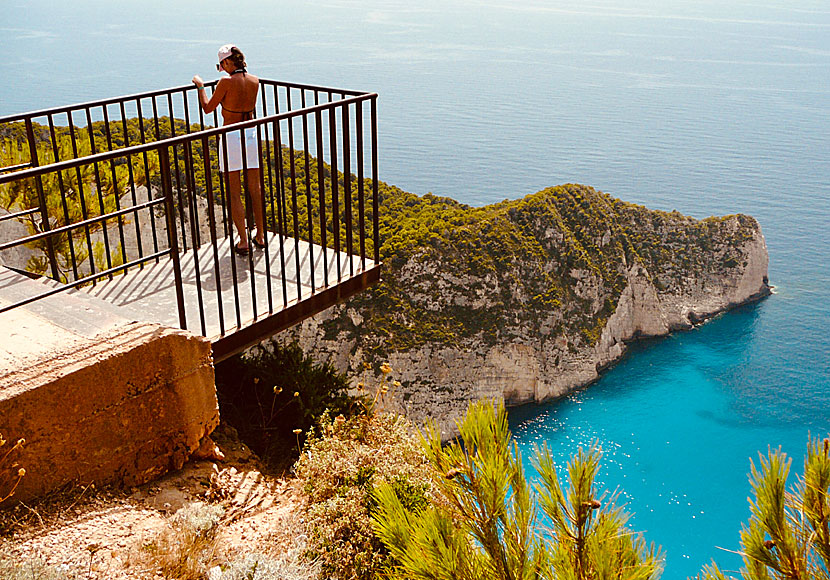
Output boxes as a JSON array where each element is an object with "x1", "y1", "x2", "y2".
[{"x1": 223, "y1": 69, "x2": 256, "y2": 120}]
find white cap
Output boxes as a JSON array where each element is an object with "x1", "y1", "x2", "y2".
[{"x1": 218, "y1": 44, "x2": 234, "y2": 62}]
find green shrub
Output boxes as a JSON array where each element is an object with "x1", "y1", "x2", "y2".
[
  {"x1": 373, "y1": 400, "x2": 663, "y2": 580},
  {"x1": 215, "y1": 340, "x2": 354, "y2": 469},
  {"x1": 699, "y1": 436, "x2": 830, "y2": 580},
  {"x1": 295, "y1": 410, "x2": 432, "y2": 580}
]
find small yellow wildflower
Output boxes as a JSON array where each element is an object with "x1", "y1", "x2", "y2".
[
  {"x1": 392, "y1": 380, "x2": 401, "y2": 388},
  {"x1": 293, "y1": 392, "x2": 300, "y2": 397},
  {"x1": 18, "y1": 468, "x2": 26, "y2": 478},
  {"x1": 293, "y1": 429, "x2": 302, "y2": 435},
  {"x1": 273, "y1": 386, "x2": 283, "y2": 394},
  {"x1": 380, "y1": 363, "x2": 392, "y2": 375}
]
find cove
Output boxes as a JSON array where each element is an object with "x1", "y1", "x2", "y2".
[{"x1": 509, "y1": 298, "x2": 821, "y2": 578}]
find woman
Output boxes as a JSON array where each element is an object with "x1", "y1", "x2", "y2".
[{"x1": 192, "y1": 44, "x2": 264, "y2": 255}]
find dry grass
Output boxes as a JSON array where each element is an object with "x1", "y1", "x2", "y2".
[
  {"x1": 0, "y1": 556, "x2": 79, "y2": 579},
  {"x1": 127, "y1": 502, "x2": 223, "y2": 580}
]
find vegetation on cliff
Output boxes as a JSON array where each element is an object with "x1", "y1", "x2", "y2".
[{"x1": 331, "y1": 182, "x2": 761, "y2": 357}]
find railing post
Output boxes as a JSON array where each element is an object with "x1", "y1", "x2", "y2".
[
  {"x1": 371, "y1": 96, "x2": 380, "y2": 264},
  {"x1": 159, "y1": 147, "x2": 187, "y2": 330},
  {"x1": 25, "y1": 118, "x2": 61, "y2": 281}
]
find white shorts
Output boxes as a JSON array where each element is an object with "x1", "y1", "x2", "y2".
[{"x1": 218, "y1": 127, "x2": 260, "y2": 172}]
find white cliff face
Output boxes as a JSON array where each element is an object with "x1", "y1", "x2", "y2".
[{"x1": 290, "y1": 189, "x2": 771, "y2": 439}]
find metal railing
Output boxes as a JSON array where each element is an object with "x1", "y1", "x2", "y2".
[{"x1": 0, "y1": 80, "x2": 380, "y2": 357}]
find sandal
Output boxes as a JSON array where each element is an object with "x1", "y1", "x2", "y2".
[
  {"x1": 234, "y1": 243, "x2": 250, "y2": 256},
  {"x1": 252, "y1": 236, "x2": 266, "y2": 249}
]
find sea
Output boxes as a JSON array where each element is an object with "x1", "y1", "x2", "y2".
[{"x1": 3, "y1": 1, "x2": 829, "y2": 577}]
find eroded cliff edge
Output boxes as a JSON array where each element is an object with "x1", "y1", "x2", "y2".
[{"x1": 290, "y1": 183, "x2": 770, "y2": 437}]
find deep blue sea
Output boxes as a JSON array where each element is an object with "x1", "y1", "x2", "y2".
[{"x1": 4, "y1": 1, "x2": 829, "y2": 577}]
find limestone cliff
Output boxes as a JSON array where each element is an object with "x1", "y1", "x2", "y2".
[{"x1": 290, "y1": 183, "x2": 770, "y2": 438}]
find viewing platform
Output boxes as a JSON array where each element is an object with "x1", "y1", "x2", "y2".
[{"x1": 0, "y1": 79, "x2": 381, "y2": 361}]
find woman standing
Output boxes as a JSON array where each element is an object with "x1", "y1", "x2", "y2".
[{"x1": 192, "y1": 45, "x2": 264, "y2": 255}]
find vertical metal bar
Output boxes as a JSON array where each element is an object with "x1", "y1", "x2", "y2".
[
  {"x1": 25, "y1": 118, "x2": 60, "y2": 280},
  {"x1": 239, "y1": 127, "x2": 259, "y2": 322},
  {"x1": 371, "y1": 96, "x2": 380, "y2": 264},
  {"x1": 167, "y1": 93, "x2": 188, "y2": 251},
  {"x1": 212, "y1": 98, "x2": 230, "y2": 240},
  {"x1": 274, "y1": 85, "x2": 287, "y2": 245},
  {"x1": 221, "y1": 130, "x2": 243, "y2": 329},
  {"x1": 328, "y1": 106, "x2": 341, "y2": 282},
  {"x1": 341, "y1": 102, "x2": 354, "y2": 277},
  {"x1": 356, "y1": 100, "x2": 366, "y2": 269},
  {"x1": 300, "y1": 93, "x2": 315, "y2": 294},
  {"x1": 259, "y1": 85, "x2": 271, "y2": 206},
  {"x1": 274, "y1": 117, "x2": 289, "y2": 307},
  {"x1": 47, "y1": 114, "x2": 80, "y2": 281},
  {"x1": 195, "y1": 87, "x2": 207, "y2": 131},
  {"x1": 260, "y1": 84, "x2": 278, "y2": 237},
  {"x1": 202, "y1": 135, "x2": 226, "y2": 337},
  {"x1": 136, "y1": 98, "x2": 160, "y2": 257},
  {"x1": 182, "y1": 89, "x2": 193, "y2": 134},
  {"x1": 120, "y1": 100, "x2": 144, "y2": 265},
  {"x1": 315, "y1": 109, "x2": 329, "y2": 287},
  {"x1": 183, "y1": 140, "x2": 207, "y2": 335},
  {"x1": 160, "y1": 147, "x2": 187, "y2": 330},
  {"x1": 287, "y1": 93, "x2": 302, "y2": 300},
  {"x1": 67, "y1": 113, "x2": 96, "y2": 277},
  {"x1": 183, "y1": 90, "x2": 201, "y2": 248},
  {"x1": 255, "y1": 120, "x2": 274, "y2": 314},
  {"x1": 102, "y1": 105, "x2": 128, "y2": 268},
  {"x1": 151, "y1": 96, "x2": 162, "y2": 140},
  {"x1": 85, "y1": 107, "x2": 114, "y2": 272}
]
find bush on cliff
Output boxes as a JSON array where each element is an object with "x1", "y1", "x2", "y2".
[
  {"x1": 372, "y1": 400, "x2": 663, "y2": 580},
  {"x1": 215, "y1": 340, "x2": 355, "y2": 470},
  {"x1": 699, "y1": 436, "x2": 830, "y2": 580},
  {"x1": 294, "y1": 407, "x2": 432, "y2": 580}
]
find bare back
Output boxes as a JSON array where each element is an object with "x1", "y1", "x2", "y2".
[{"x1": 218, "y1": 72, "x2": 260, "y2": 126}]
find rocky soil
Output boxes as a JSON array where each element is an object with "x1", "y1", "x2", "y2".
[{"x1": 0, "y1": 425, "x2": 310, "y2": 580}]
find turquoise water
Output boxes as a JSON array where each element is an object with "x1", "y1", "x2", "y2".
[{"x1": 4, "y1": 1, "x2": 830, "y2": 577}]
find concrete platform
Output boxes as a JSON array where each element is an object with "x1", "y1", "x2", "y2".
[{"x1": 0, "y1": 268, "x2": 218, "y2": 505}]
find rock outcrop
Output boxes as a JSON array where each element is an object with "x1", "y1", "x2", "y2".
[{"x1": 290, "y1": 184, "x2": 770, "y2": 438}]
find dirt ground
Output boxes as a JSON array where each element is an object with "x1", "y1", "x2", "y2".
[{"x1": 0, "y1": 424, "x2": 308, "y2": 579}]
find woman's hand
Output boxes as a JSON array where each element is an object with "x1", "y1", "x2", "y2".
[{"x1": 192, "y1": 75, "x2": 204, "y2": 87}]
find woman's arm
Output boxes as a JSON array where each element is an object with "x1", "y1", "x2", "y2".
[{"x1": 192, "y1": 75, "x2": 228, "y2": 114}]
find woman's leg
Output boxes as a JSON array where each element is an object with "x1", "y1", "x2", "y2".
[
  {"x1": 247, "y1": 168, "x2": 265, "y2": 245},
  {"x1": 227, "y1": 170, "x2": 247, "y2": 249}
]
